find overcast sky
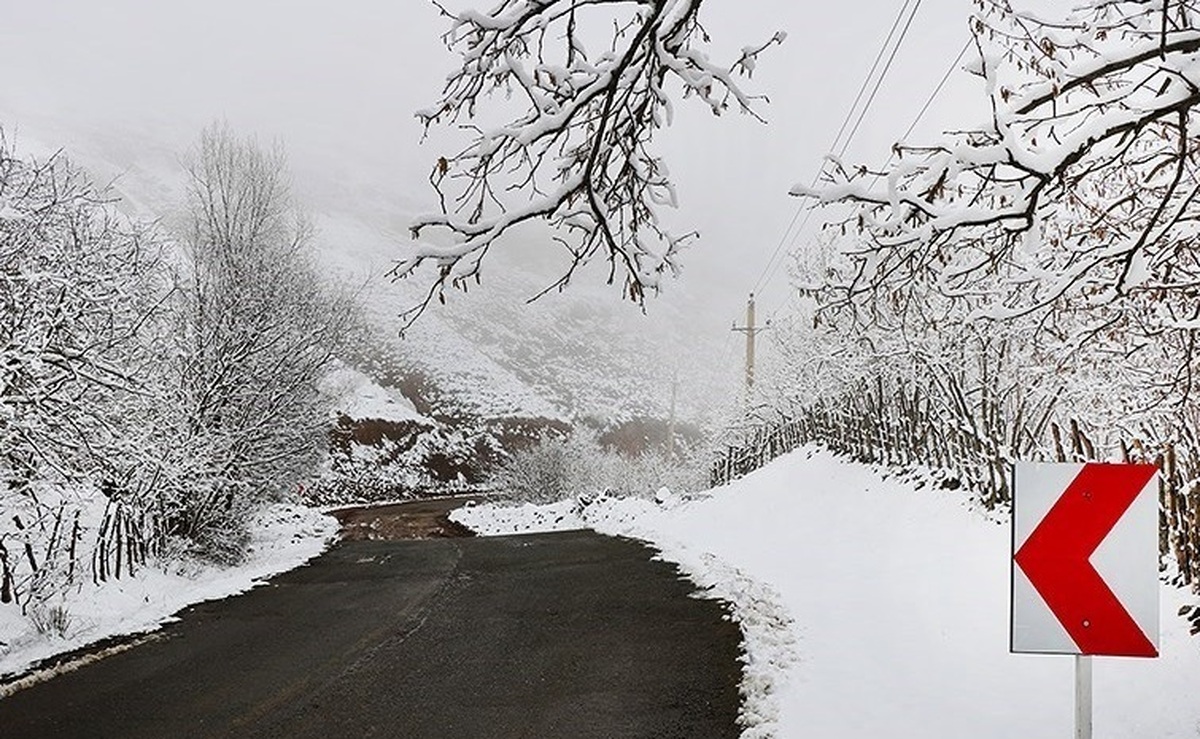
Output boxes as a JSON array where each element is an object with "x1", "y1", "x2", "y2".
[{"x1": 0, "y1": 0, "x2": 982, "y2": 337}]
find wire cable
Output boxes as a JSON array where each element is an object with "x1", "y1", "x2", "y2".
[
  {"x1": 838, "y1": 0, "x2": 925, "y2": 157},
  {"x1": 750, "y1": 0, "x2": 925, "y2": 299},
  {"x1": 886, "y1": 37, "x2": 970, "y2": 165},
  {"x1": 765, "y1": 36, "x2": 970, "y2": 321},
  {"x1": 828, "y1": 0, "x2": 915, "y2": 156}
]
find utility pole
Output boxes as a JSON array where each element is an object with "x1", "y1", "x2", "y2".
[{"x1": 731, "y1": 293, "x2": 769, "y2": 390}]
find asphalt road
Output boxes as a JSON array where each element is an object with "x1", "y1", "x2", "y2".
[{"x1": 0, "y1": 524, "x2": 742, "y2": 738}]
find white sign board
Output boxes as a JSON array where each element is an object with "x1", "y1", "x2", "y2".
[{"x1": 1011, "y1": 462, "x2": 1158, "y2": 657}]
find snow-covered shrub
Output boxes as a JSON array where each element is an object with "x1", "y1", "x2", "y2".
[
  {"x1": 28, "y1": 601, "x2": 72, "y2": 639},
  {"x1": 158, "y1": 124, "x2": 356, "y2": 560},
  {"x1": 491, "y1": 432, "x2": 581, "y2": 504},
  {"x1": 0, "y1": 133, "x2": 169, "y2": 608},
  {"x1": 493, "y1": 431, "x2": 705, "y2": 504}
]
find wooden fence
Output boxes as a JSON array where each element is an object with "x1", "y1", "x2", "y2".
[{"x1": 1, "y1": 497, "x2": 161, "y2": 611}]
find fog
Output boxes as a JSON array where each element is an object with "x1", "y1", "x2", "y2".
[{"x1": 0, "y1": 0, "x2": 983, "y2": 416}]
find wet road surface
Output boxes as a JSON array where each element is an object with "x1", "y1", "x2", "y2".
[{"x1": 0, "y1": 510, "x2": 742, "y2": 738}]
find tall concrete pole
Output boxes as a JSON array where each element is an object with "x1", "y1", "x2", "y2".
[{"x1": 732, "y1": 293, "x2": 766, "y2": 391}]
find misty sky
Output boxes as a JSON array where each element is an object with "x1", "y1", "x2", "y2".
[{"x1": 0, "y1": 0, "x2": 981, "y2": 350}]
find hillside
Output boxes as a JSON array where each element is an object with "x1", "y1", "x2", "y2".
[{"x1": 0, "y1": 116, "x2": 735, "y2": 432}]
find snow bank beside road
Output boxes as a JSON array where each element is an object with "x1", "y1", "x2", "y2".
[
  {"x1": 453, "y1": 446, "x2": 1200, "y2": 738},
  {"x1": 0, "y1": 504, "x2": 338, "y2": 683}
]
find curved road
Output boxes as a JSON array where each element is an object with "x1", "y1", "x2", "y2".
[{"x1": 0, "y1": 505, "x2": 742, "y2": 738}]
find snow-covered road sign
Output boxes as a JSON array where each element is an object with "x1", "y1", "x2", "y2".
[{"x1": 1011, "y1": 463, "x2": 1159, "y2": 658}]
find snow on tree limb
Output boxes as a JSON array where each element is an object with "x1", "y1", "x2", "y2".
[
  {"x1": 798, "y1": 0, "x2": 1200, "y2": 341},
  {"x1": 400, "y1": 0, "x2": 782, "y2": 324}
]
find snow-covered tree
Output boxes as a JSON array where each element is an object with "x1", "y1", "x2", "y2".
[
  {"x1": 164, "y1": 125, "x2": 357, "y2": 559},
  {"x1": 0, "y1": 123, "x2": 361, "y2": 610},
  {"x1": 0, "y1": 142, "x2": 160, "y2": 485},
  {"x1": 799, "y1": 1, "x2": 1200, "y2": 370},
  {"x1": 402, "y1": 0, "x2": 783, "y2": 319},
  {"x1": 0, "y1": 135, "x2": 168, "y2": 606}
]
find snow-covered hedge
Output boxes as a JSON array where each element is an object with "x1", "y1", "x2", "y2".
[{"x1": 493, "y1": 431, "x2": 706, "y2": 504}]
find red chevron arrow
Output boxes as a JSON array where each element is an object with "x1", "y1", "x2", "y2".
[{"x1": 1014, "y1": 463, "x2": 1158, "y2": 657}]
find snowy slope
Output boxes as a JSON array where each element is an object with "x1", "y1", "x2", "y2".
[
  {"x1": 320, "y1": 364, "x2": 428, "y2": 424},
  {"x1": 453, "y1": 447, "x2": 1200, "y2": 739},
  {"x1": 313, "y1": 209, "x2": 729, "y2": 425}
]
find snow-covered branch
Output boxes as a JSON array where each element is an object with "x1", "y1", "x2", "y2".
[
  {"x1": 800, "y1": 0, "x2": 1200, "y2": 342},
  {"x1": 401, "y1": 0, "x2": 781, "y2": 321}
]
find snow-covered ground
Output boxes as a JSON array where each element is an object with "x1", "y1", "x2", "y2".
[
  {"x1": 0, "y1": 504, "x2": 338, "y2": 684},
  {"x1": 452, "y1": 446, "x2": 1200, "y2": 739}
]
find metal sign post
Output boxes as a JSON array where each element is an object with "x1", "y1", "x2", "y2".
[{"x1": 1075, "y1": 654, "x2": 1091, "y2": 739}]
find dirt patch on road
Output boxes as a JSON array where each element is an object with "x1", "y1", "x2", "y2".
[{"x1": 329, "y1": 496, "x2": 484, "y2": 541}]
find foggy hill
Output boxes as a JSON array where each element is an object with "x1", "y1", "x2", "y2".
[{"x1": 4, "y1": 117, "x2": 735, "y2": 435}]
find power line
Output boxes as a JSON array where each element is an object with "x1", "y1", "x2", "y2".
[
  {"x1": 749, "y1": 1, "x2": 915, "y2": 296},
  {"x1": 838, "y1": 0, "x2": 925, "y2": 158},
  {"x1": 747, "y1": 2, "x2": 916, "y2": 298},
  {"x1": 750, "y1": 0, "x2": 925, "y2": 299},
  {"x1": 718, "y1": 326, "x2": 735, "y2": 369},
  {"x1": 763, "y1": 207, "x2": 817, "y2": 318},
  {"x1": 765, "y1": 37, "x2": 971, "y2": 321},
  {"x1": 891, "y1": 38, "x2": 971, "y2": 161},
  {"x1": 828, "y1": 0, "x2": 915, "y2": 156}
]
